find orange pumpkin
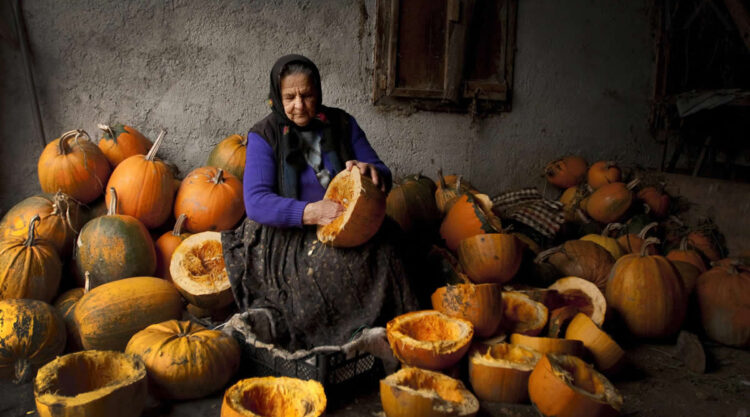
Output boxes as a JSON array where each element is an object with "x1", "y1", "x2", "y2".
[
  {"x1": 585, "y1": 179, "x2": 638, "y2": 223},
  {"x1": 696, "y1": 261, "x2": 750, "y2": 347},
  {"x1": 528, "y1": 354, "x2": 622, "y2": 417},
  {"x1": 666, "y1": 237, "x2": 707, "y2": 273},
  {"x1": 53, "y1": 286, "x2": 86, "y2": 352},
  {"x1": 544, "y1": 156, "x2": 588, "y2": 189},
  {"x1": 37, "y1": 129, "x2": 112, "y2": 204},
  {"x1": 559, "y1": 185, "x2": 589, "y2": 223},
  {"x1": 431, "y1": 283, "x2": 503, "y2": 338},
  {"x1": 386, "y1": 174, "x2": 440, "y2": 232},
  {"x1": 637, "y1": 186, "x2": 670, "y2": 218},
  {"x1": 207, "y1": 134, "x2": 247, "y2": 182},
  {"x1": 618, "y1": 221, "x2": 659, "y2": 255},
  {"x1": 580, "y1": 223, "x2": 625, "y2": 260},
  {"x1": 222, "y1": 377, "x2": 326, "y2": 417},
  {"x1": 97, "y1": 123, "x2": 152, "y2": 167},
  {"x1": 0, "y1": 215, "x2": 62, "y2": 302},
  {"x1": 672, "y1": 260, "x2": 702, "y2": 295},
  {"x1": 173, "y1": 167, "x2": 244, "y2": 233},
  {"x1": 457, "y1": 233, "x2": 521, "y2": 284},
  {"x1": 105, "y1": 130, "x2": 175, "y2": 229},
  {"x1": 565, "y1": 313, "x2": 625, "y2": 374},
  {"x1": 75, "y1": 188, "x2": 157, "y2": 288},
  {"x1": 435, "y1": 169, "x2": 476, "y2": 214},
  {"x1": 386, "y1": 310, "x2": 474, "y2": 370},
  {"x1": 440, "y1": 193, "x2": 501, "y2": 251},
  {"x1": 687, "y1": 230, "x2": 723, "y2": 262},
  {"x1": 0, "y1": 192, "x2": 82, "y2": 258},
  {"x1": 380, "y1": 367, "x2": 478, "y2": 417},
  {"x1": 606, "y1": 238, "x2": 687, "y2": 338},
  {"x1": 155, "y1": 214, "x2": 192, "y2": 281},
  {"x1": 535, "y1": 240, "x2": 614, "y2": 292},
  {"x1": 125, "y1": 320, "x2": 240, "y2": 399},
  {"x1": 587, "y1": 161, "x2": 621, "y2": 190},
  {"x1": 468, "y1": 342, "x2": 541, "y2": 403}
]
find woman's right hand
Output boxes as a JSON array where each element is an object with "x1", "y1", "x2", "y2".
[{"x1": 303, "y1": 200, "x2": 345, "y2": 226}]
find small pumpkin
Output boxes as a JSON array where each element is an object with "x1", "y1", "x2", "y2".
[
  {"x1": 580, "y1": 223, "x2": 625, "y2": 260},
  {"x1": 125, "y1": 320, "x2": 240, "y2": 399},
  {"x1": 440, "y1": 193, "x2": 501, "y2": 251},
  {"x1": 559, "y1": 185, "x2": 589, "y2": 223},
  {"x1": 222, "y1": 376, "x2": 326, "y2": 417},
  {"x1": 565, "y1": 313, "x2": 625, "y2": 374},
  {"x1": 0, "y1": 215, "x2": 62, "y2": 302},
  {"x1": 457, "y1": 233, "x2": 521, "y2": 284},
  {"x1": 75, "y1": 187, "x2": 157, "y2": 288},
  {"x1": 587, "y1": 161, "x2": 621, "y2": 190},
  {"x1": 696, "y1": 261, "x2": 750, "y2": 347},
  {"x1": 666, "y1": 237, "x2": 707, "y2": 273},
  {"x1": 317, "y1": 167, "x2": 386, "y2": 247},
  {"x1": 435, "y1": 169, "x2": 476, "y2": 214},
  {"x1": 386, "y1": 174, "x2": 440, "y2": 232},
  {"x1": 380, "y1": 367, "x2": 478, "y2": 417},
  {"x1": 0, "y1": 299, "x2": 66, "y2": 384},
  {"x1": 585, "y1": 179, "x2": 639, "y2": 223},
  {"x1": 468, "y1": 342, "x2": 541, "y2": 403},
  {"x1": 637, "y1": 186, "x2": 670, "y2": 218},
  {"x1": 528, "y1": 354, "x2": 622, "y2": 417},
  {"x1": 544, "y1": 156, "x2": 588, "y2": 189},
  {"x1": 97, "y1": 123, "x2": 152, "y2": 167},
  {"x1": 155, "y1": 214, "x2": 192, "y2": 280},
  {"x1": 0, "y1": 192, "x2": 82, "y2": 258},
  {"x1": 535, "y1": 240, "x2": 615, "y2": 292},
  {"x1": 105, "y1": 130, "x2": 175, "y2": 229},
  {"x1": 386, "y1": 310, "x2": 474, "y2": 370},
  {"x1": 34, "y1": 350, "x2": 147, "y2": 417},
  {"x1": 206, "y1": 134, "x2": 247, "y2": 181},
  {"x1": 687, "y1": 230, "x2": 723, "y2": 262},
  {"x1": 170, "y1": 231, "x2": 233, "y2": 309},
  {"x1": 173, "y1": 166, "x2": 244, "y2": 232},
  {"x1": 431, "y1": 283, "x2": 503, "y2": 338},
  {"x1": 606, "y1": 238, "x2": 687, "y2": 338},
  {"x1": 618, "y1": 221, "x2": 659, "y2": 255}
]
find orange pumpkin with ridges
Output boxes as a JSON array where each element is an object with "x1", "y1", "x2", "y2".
[
  {"x1": 386, "y1": 174, "x2": 440, "y2": 232},
  {"x1": 97, "y1": 123, "x2": 152, "y2": 167},
  {"x1": 667, "y1": 237, "x2": 707, "y2": 272},
  {"x1": 174, "y1": 167, "x2": 245, "y2": 233},
  {"x1": 535, "y1": 240, "x2": 614, "y2": 292},
  {"x1": 585, "y1": 179, "x2": 638, "y2": 223},
  {"x1": 457, "y1": 233, "x2": 521, "y2": 284},
  {"x1": 696, "y1": 261, "x2": 750, "y2": 347},
  {"x1": 207, "y1": 134, "x2": 247, "y2": 183}
]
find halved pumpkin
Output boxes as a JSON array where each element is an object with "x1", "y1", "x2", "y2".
[
  {"x1": 380, "y1": 367, "x2": 479, "y2": 417},
  {"x1": 431, "y1": 283, "x2": 503, "y2": 338},
  {"x1": 499, "y1": 292, "x2": 548, "y2": 336},
  {"x1": 528, "y1": 354, "x2": 622, "y2": 417},
  {"x1": 548, "y1": 276, "x2": 607, "y2": 326},
  {"x1": 317, "y1": 167, "x2": 386, "y2": 247},
  {"x1": 386, "y1": 310, "x2": 474, "y2": 370},
  {"x1": 510, "y1": 333, "x2": 584, "y2": 357},
  {"x1": 565, "y1": 313, "x2": 625, "y2": 374},
  {"x1": 221, "y1": 376, "x2": 326, "y2": 417},
  {"x1": 170, "y1": 231, "x2": 233, "y2": 309},
  {"x1": 34, "y1": 350, "x2": 147, "y2": 417},
  {"x1": 468, "y1": 342, "x2": 541, "y2": 403}
]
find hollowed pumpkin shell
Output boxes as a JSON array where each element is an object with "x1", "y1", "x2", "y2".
[
  {"x1": 565, "y1": 313, "x2": 625, "y2": 374},
  {"x1": 500, "y1": 291, "x2": 548, "y2": 336},
  {"x1": 170, "y1": 231, "x2": 233, "y2": 309},
  {"x1": 548, "y1": 276, "x2": 607, "y2": 326},
  {"x1": 317, "y1": 167, "x2": 386, "y2": 247},
  {"x1": 380, "y1": 367, "x2": 479, "y2": 417},
  {"x1": 528, "y1": 354, "x2": 622, "y2": 417},
  {"x1": 457, "y1": 233, "x2": 522, "y2": 284},
  {"x1": 221, "y1": 376, "x2": 326, "y2": 417},
  {"x1": 431, "y1": 283, "x2": 503, "y2": 338},
  {"x1": 468, "y1": 342, "x2": 541, "y2": 403},
  {"x1": 510, "y1": 333, "x2": 584, "y2": 357},
  {"x1": 34, "y1": 350, "x2": 147, "y2": 417},
  {"x1": 386, "y1": 310, "x2": 474, "y2": 370},
  {"x1": 125, "y1": 320, "x2": 240, "y2": 399}
]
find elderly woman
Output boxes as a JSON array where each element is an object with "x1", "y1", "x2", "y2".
[{"x1": 222, "y1": 55, "x2": 417, "y2": 351}]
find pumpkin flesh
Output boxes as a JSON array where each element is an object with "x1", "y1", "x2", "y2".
[
  {"x1": 170, "y1": 231, "x2": 233, "y2": 309},
  {"x1": 221, "y1": 376, "x2": 326, "y2": 417},
  {"x1": 380, "y1": 367, "x2": 478, "y2": 417}
]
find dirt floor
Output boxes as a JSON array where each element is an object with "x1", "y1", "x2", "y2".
[{"x1": 2, "y1": 338, "x2": 748, "y2": 417}]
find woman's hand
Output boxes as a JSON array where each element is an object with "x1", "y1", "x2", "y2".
[
  {"x1": 303, "y1": 200, "x2": 345, "y2": 226},
  {"x1": 346, "y1": 160, "x2": 385, "y2": 192}
]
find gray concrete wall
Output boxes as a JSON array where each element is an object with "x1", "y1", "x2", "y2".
[{"x1": 1, "y1": 0, "x2": 658, "y2": 212}]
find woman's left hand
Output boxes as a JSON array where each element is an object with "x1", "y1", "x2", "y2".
[{"x1": 346, "y1": 160, "x2": 385, "y2": 192}]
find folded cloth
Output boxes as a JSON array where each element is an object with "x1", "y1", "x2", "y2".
[{"x1": 491, "y1": 187, "x2": 564, "y2": 239}]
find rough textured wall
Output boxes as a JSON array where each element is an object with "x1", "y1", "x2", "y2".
[{"x1": 0, "y1": 0, "x2": 658, "y2": 212}]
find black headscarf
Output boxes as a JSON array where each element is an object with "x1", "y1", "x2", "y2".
[{"x1": 250, "y1": 54, "x2": 354, "y2": 198}]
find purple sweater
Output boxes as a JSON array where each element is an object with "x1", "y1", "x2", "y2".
[{"x1": 243, "y1": 116, "x2": 392, "y2": 228}]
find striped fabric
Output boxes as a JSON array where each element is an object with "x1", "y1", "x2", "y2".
[{"x1": 491, "y1": 188, "x2": 565, "y2": 238}]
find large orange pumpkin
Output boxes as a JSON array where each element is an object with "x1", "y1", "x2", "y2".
[
  {"x1": 0, "y1": 215, "x2": 62, "y2": 302},
  {"x1": 431, "y1": 283, "x2": 503, "y2": 338},
  {"x1": 154, "y1": 214, "x2": 192, "y2": 280},
  {"x1": 0, "y1": 299, "x2": 66, "y2": 384},
  {"x1": 317, "y1": 167, "x2": 386, "y2": 247},
  {"x1": 544, "y1": 156, "x2": 588, "y2": 189},
  {"x1": 207, "y1": 134, "x2": 247, "y2": 182},
  {"x1": 457, "y1": 233, "x2": 521, "y2": 284},
  {"x1": 587, "y1": 161, "x2": 621, "y2": 190},
  {"x1": 37, "y1": 129, "x2": 112, "y2": 204},
  {"x1": 606, "y1": 238, "x2": 687, "y2": 338},
  {"x1": 468, "y1": 342, "x2": 541, "y2": 403},
  {"x1": 97, "y1": 123, "x2": 152, "y2": 167},
  {"x1": 173, "y1": 166, "x2": 244, "y2": 232},
  {"x1": 386, "y1": 174, "x2": 440, "y2": 232},
  {"x1": 0, "y1": 192, "x2": 82, "y2": 258},
  {"x1": 125, "y1": 320, "x2": 240, "y2": 399},
  {"x1": 535, "y1": 240, "x2": 614, "y2": 292},
  {"x1": 105, "y1": 130, "x2": 175, "y2": 229},
  {"x1": 75, "y1": 187, "x2": 156, "y2": 288},
  {"x1": 585, "y1": 179, "x2": 638, "y2": 223},
  {"x1": 222, "y1": 376, "x2": 326, "y2": 417},
  {"x1": 696, "y1": 261, "x2": 750, "y2": 347},
  {"x1": 440, "y1": 193, "x2": 501, "y2": 251},
  {"x1": 666, "y1": 237, "x2": 707, "y2": 273}
]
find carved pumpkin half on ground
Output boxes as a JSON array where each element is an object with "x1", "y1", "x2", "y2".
[
  {"x1": 565, "y1": 313, "x2": 625, "y2": 374},
  {"x1": 468, "y1": 342, "x2": 541, "y2": 403},
  {"x1": 34, "y1": 350, "x2": 147, "y2": 417},
  {"x1": 547, "y1": 276, "x2": 607, "y2": 326},
  {"x1": 170, "y1": 231, "x2": 233, "y2": 309},
  {"x1": 528, "y1": 354, "x2": 622, "y2": 417},
  {"x1": 380, "y1": 367, "x2": 479, "y2": 417},
  {"x1": 221, "y1": 376, "x2": 326, "y2": 417},
  {"x1": 431, "y1": 283, "x2": 503, "y2": 338},
  {"x1": 317, "y1": 167, "x2": 386, "y2": 247},
  {"x1": 499, "y1": 291, "x2": 548, "y2": 336},
  {"x1": 386, "y1": 310, "x2": 474, "y2": 370}
]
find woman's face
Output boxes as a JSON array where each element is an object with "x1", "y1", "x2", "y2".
[{"x1": 280, "y1": 73, "x2": 318, "y2": 127}]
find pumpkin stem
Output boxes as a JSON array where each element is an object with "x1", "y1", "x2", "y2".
[
  {"x1": 13, "y1": 359, "x2": 32, "y2": 385},
  {"x1": 626, "y1": 178, "x2": 641, "y2": 190},
  {"x1": 638, "y1": 222, "x2": 659, "y2": 239},
  {"x1": 107, "y1": 187, "x2": 118, "y2": 215},
  {"x1": 84, "y1": 271, "x2": 91, "y2": 293},
  {"x1": 575, "y1": 208, "x2": 591, "y2": 224},
  {"x1": 640, "y1": 237, "x2": 660, "y2": 257},
  {"x1": 57, "y1": 130, "x2": 80, "y2": 155},
  {"x1": 602, "y1": 223, "x2": 623, "y2": 237},
  {"x1": 455, "y1": 176, "x2": 462, "y2": 192},
  {"x1": 437, "y1": 168, "x2": 447, "y2": 188},
  {"x1": 241, "y1": 136, "x2": 248, "y2": 147},
  {"x1": 23, "y1": 215, "x2": 41, "y2": 247},
  {"x1": 146, "y1": 129, "x2": 166, "y2": 161},
  {"x1": 679, "y1": 237, "x2": 690, "y2": 251},
  {"x1": 535, "y1": 245, "x2": 562, "y2": 264},
  {"x1": 51, "y1": 192, "x2": 79, "y2": 234},
  {"x1": 212, "y1": 168, "x2": 225, "y2": 184},
  {"x1": 97, "y1": 123, "x2": 117, "y2": 142},
  {"x1": 173, "y1": 214, "x2": 187, "y2": 236}
]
